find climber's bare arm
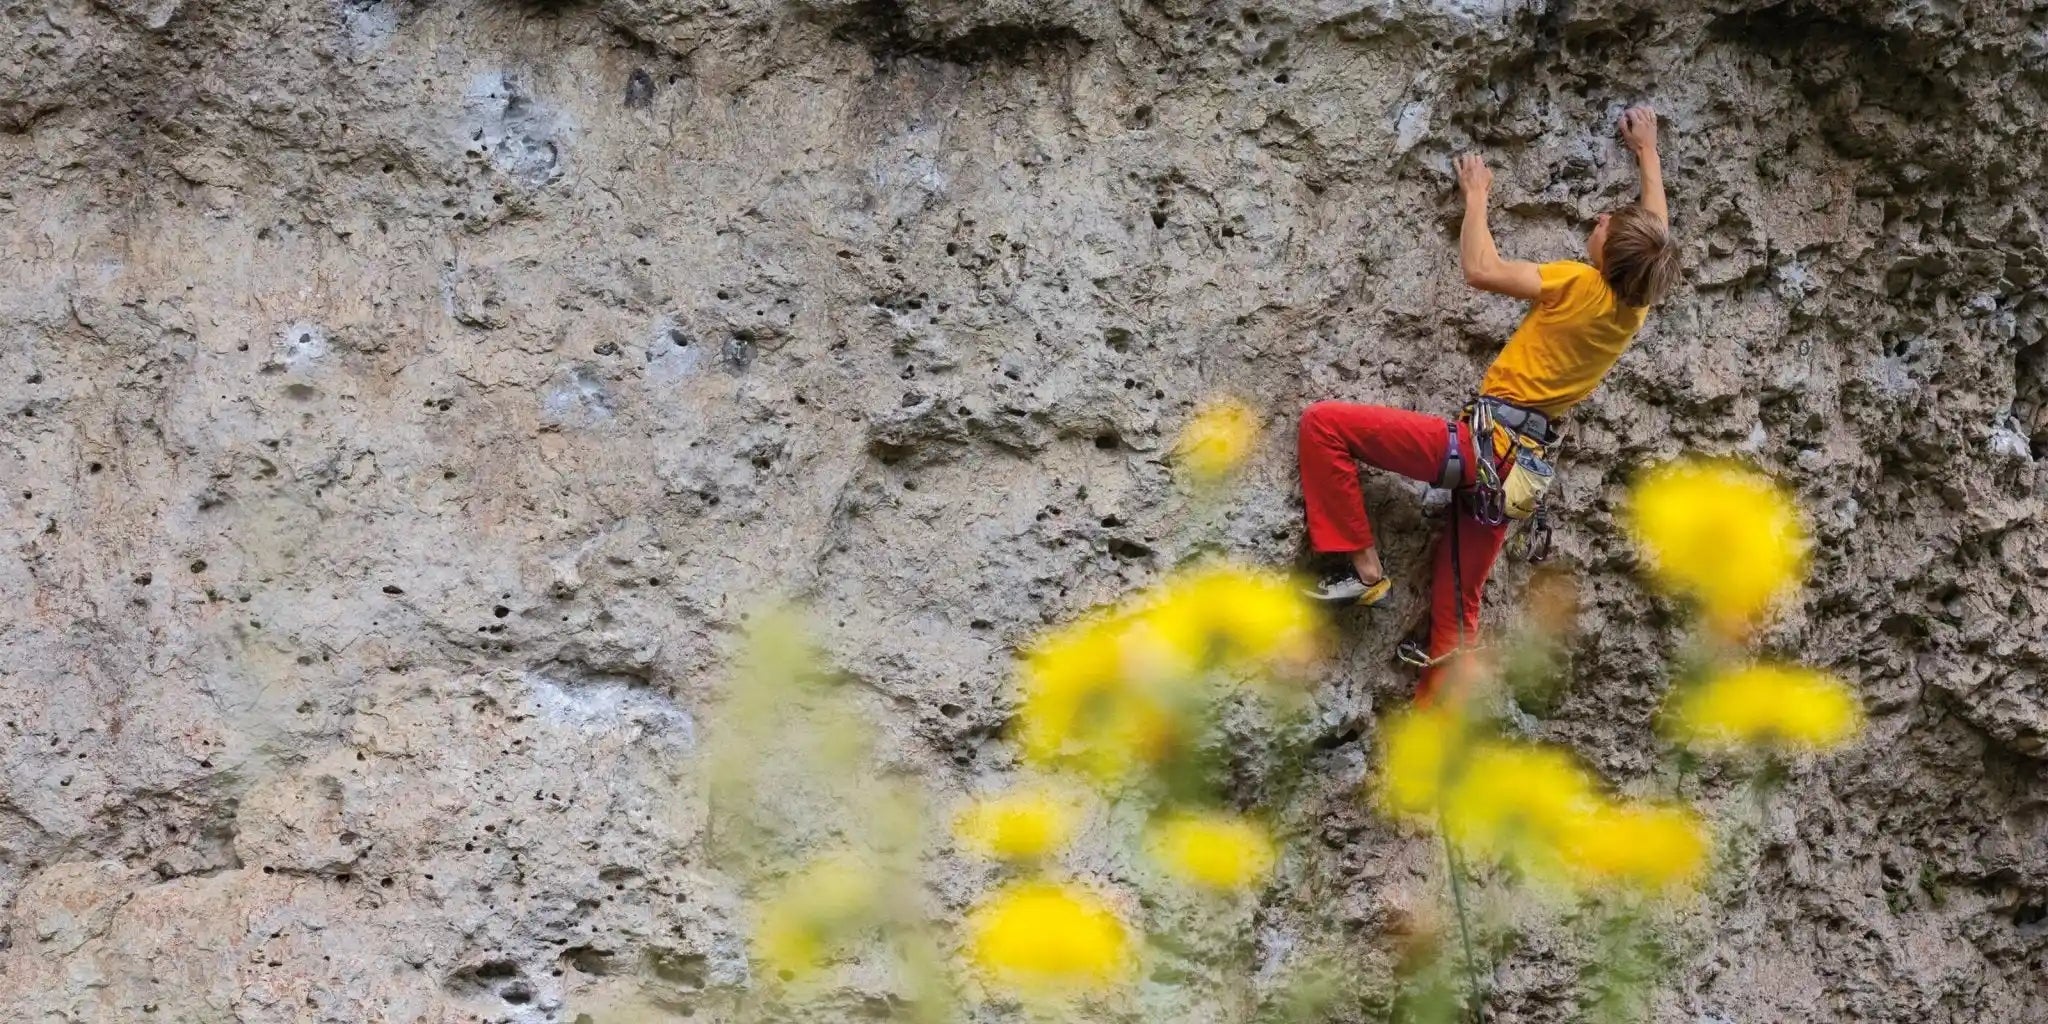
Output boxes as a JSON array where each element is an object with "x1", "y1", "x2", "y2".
[
  {"x1": 1455, "y1": 154, "x2": 1543, "y2": 302},
  {"x1": 1620, "y1": 105, "x2": 1667, "y2": 225}
]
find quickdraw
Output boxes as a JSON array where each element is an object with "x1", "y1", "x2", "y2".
[
  {"x1": 1510, "y1": 506, "x2": 1555, "y2": 564},
  {"x1": 1398, "y1": 638, "x2": 1472, "y2": 668},
  {"x1": 1465, "y1": 401, "x2": 1510, "y2": 527}
]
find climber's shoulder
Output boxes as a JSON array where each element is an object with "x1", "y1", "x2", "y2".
[{"x1": 1532, "y1": 259, "x2": 1601, "y2": 310}]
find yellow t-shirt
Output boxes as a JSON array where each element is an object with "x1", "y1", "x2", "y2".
[{"x1": 1478, "y1": 260, "x2": 1646, "y2": 420}]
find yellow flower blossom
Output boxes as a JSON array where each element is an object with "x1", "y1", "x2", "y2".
[
  {"x1": 755, "y1": 908, "x2": 825, "y2": 977},
  {"x1": 1670, "y1": 664, "x2": 1862, "y2": 753},
  {"x1": 1376, "y1": 697, "x2": 1711, "y2": 898},
  {"x1": 955, "y1": 788, "x2": 1077, "y2": 861},
  {"x1": 968, "y1": 882, "x2": 1131, "y2": 993},
  {"x1": 1175, "y1": 397, "x2": 1259, "y2": 481},
  {"x1": 1015, "y1": 614, "x2": 1179, "y2": 782},
  {"x1": 1377, "y1": 704, "x2": 1469, "y2": 820},
  {"x1": 1146, "y1": 811, "x2": 1277, "y2": 890},
  {"x1": 1184, "y1": 564, "x2": 1324, "y2": 671},
  {"x1": 1014, "y1": 564, "x2": 1325, "y2": 782},
  {"x1": 1129, "y1": 564, "x2": 1325, "y2": 681},
  {"x1": 1558, "y1": 802, "x2": 1709, "y2": 893},
  {"x1": 1440, "y1": 742, "x2": 1597, "y2": 861},
  {"x1": 1625, "y1": 459, "x2": 1806, "y2": 633},
  {"x1": 751, "y1": 853, "x2": 883, "y2": 979}
]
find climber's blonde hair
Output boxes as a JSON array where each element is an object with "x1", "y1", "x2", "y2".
[{"x1": 1601, "y1": 205, "x2": 1680, "y2": 308}]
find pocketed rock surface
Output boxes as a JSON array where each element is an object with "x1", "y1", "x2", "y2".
[{"x1": 3, "y1": 0, "x2": 2046, "y2": 1021}]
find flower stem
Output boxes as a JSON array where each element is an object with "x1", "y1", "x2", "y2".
[{"x1": 1437, "y1": 818, "x2": 1483, "y2": 1023}]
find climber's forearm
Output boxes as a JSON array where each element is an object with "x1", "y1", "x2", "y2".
[
  {"x1": 1617, "y1": 105, "x2": 1669, "y2": 225},
  {"x1": 1460, "y1": 200, "x2": 1503, "y2": 282},
  {"x1": 1460, "y1": 194, "x2": 1542, "y2": 301},
  {"x1": 1635, "y1": 146, "x2": 1668, "y2": 225}
]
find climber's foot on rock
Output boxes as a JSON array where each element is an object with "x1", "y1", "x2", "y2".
[{"x1": 1306, "y1": 567, "x2": 1391, "y2": 607}]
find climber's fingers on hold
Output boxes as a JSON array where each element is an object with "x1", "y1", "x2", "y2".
[
  {"x1": 1620, "y1": 105, "x2": 1658, "y2": 148},
  {"x1": 1454, "y1": 153, "x2": 1490, "y2": 194}
]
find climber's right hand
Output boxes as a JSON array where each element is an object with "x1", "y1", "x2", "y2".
[
  {"x1": 1455, "y1": 153, "x2": 1492, "y2": 201},
  {"x1": 1620, "y1": 105, "x2": 1659, "y2": 155}
]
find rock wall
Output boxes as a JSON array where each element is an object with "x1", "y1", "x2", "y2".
[{"x1": 3, "y1": 0, "x2": 2047, "y2": 1020}]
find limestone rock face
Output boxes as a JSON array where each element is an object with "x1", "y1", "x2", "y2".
[{"x1": 3, "y1": 0, "x2": 2046, "y2": 1021}]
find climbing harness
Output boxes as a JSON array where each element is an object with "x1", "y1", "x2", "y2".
[
  {"x1": 1470, "y1": 396, "x2": 1564, "y2": 522},
  {"x1": 1434, "y1": 419, "x2": 1464, "y2": 491},
  {"x1": 1472, "y1": 396, "x2": 1565, "y2": 567}
]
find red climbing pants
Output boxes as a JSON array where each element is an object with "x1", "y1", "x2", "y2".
[{"x1": 1297, "y1": 401, "x2": 1511, "y2": 700}]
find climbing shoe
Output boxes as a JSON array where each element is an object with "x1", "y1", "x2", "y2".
[{"x1": 1305, "y1": 568, "x2": 1391, "y2": 607}]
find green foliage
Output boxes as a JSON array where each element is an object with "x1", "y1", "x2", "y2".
[
  {"x1": 1918, "y1": 861, "x2": 1946, "y2": 908},
  {"x1": 1391, "y1": 948, "x2": 1471, "y2": 1024},
  {"x1": 1579, "y1": 909, "x2": 1667, "y2": 1024}
]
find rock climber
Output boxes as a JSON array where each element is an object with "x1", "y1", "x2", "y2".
[{"x1": 1296, "y1": 105, "x2": 1679, "y2": 699}]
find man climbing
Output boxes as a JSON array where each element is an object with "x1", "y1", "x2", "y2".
[{"x1": 1296, "y1": 105, "x2": 1679, "y2": 698}]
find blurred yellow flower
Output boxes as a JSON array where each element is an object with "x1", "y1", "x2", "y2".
[
  {"x1": 755, "y1": 907, "x2": 825, "y2": 977},
  {"x1": 1014, "y1": 564, "x2": 1325, "y2": 782},
  {"x1": 1441, "y1": 742, "x2": 1596, "y2": 861},
  {"x1": 1375, "y1": 704, "x2": 1709, "y2": 896},
  {"x1": 1625, "y1": 459, "x2": 1806, "y2": 633},
  {"x1": 1670, "y1": 664, "x2": 1862, "y2": 753},
  {"x1": 955, "y1": 788, "x2": 1077, "y2": 861},
  {"x1": 1155, "y1": 564, "x2": 1324, "y2": 674},
  {"x1": 1147, "y1": 811, "x2": 1277, "y2": 890},
  {"x1": 1559, "y1": 802, "x2": 1709, "y2": 893},
  {"x1": 1016, "y1": 615, "x2": 1179, "y2": 783},
  {"x1": 751, "y1": 853, "x2": 883, "y2": 979},
  {"x1": 968, "y1": 882, "x2": 1131, "y2": 993},
  {"x1": 1378, "y1": 705, "x2": 1467, "y2": 819},
  {"x1": 1175, "y1": 397, "x2": 1259, "y2": 481}
]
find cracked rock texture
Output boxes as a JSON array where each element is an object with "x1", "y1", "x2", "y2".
[{"x1": 4, "y1": 0, "x2": 2048, "y2": 1021}]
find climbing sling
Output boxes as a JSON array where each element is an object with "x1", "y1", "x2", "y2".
[{"x1": 1396, "y1": 418, "x2": 1486, "y2": 670}]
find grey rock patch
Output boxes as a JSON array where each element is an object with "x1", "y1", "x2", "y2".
[{"x1": 459, "y1": 71, "x2": 569, "y2": 188}]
